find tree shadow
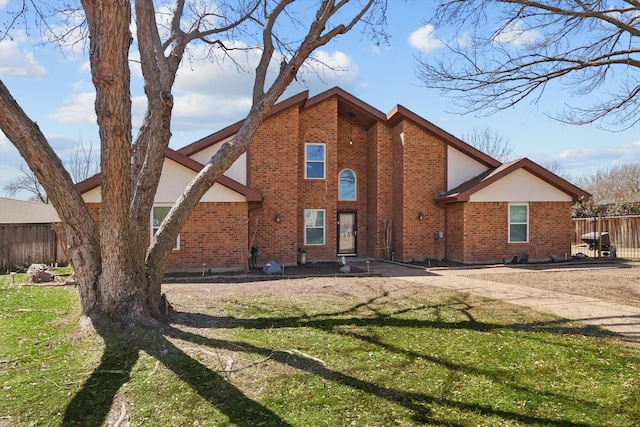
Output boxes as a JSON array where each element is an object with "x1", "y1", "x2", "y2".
[
  {"x1": 62, "y1": 322, "x2": 290, "y2": 427},
  {"x1": 62, "y1": 290, "x2": 625, "y2": 426}
]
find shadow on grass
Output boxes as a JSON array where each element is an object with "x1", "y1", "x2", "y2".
[
  {"x1": 62, "y1": 291, "x2": 623, "y2": 426},
  {"x1": 62, "y1": 323, "x2": 290, "y2": 427}
]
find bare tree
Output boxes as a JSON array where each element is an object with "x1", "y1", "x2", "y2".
[
  {"x1": 66, "y1": 138, "x2": 99, "y2": 184},
  {"x1": 3, "y1": 164, "x2": 48, "y2": 203},
  {"x1": 462, "y1": 126, "x2": 514, "y2": 162},
  {"x1": 575, "y1": 162, "x2": 640, "y2": 204},
  {"x1": 0, "y1": 0, "x2": 387, "y2": 327},
  {"x1": 3, "y1": 138, "x2": 99, "y2": 202},
  {"x1": 417, "y1": 1, "x2": 640, "y2": 130}
]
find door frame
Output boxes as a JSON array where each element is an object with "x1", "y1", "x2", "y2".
[{"x1": 337, "y1": 210, "x2": 357, "y2": 256}]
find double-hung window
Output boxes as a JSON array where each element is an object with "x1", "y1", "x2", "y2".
[
  {"x1": 305, "y1": 143, "x2": 325, "y2": 179},
  {"x1": 304, "y1": 209, "x2": 325, "y2": 245},
  {"x1": 508, "y1": 203, "x2": 528, "y2": 243},
  {"x1": 152, "y1": 206, "x2": 180, "y2": 250}
]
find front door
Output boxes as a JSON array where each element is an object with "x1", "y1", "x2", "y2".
[{"x1": 337, "y1": 211, "x2": 357, "y2": 255}]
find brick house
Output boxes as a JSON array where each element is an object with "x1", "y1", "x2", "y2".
[{"x1": 78, "y1": 87, "x2": 589, "y2": 271}]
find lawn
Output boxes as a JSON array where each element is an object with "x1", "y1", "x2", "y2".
[{"x1": 1, "y1": 273, "x2": 639, "y2": 426}]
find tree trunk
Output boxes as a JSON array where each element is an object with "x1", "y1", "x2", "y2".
[{"x1": 81, "y1": 0, "x2": 153, "y2": 325}]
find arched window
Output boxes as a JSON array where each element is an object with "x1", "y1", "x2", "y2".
[{"x1": 338, "y1": 169, "x2": 357, "y2": 201}]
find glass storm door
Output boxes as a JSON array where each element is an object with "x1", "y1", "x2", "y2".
[{"x1": 337, "y1": 212, "x2": 357, "y2": 255}]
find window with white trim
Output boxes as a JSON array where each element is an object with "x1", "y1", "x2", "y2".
[
  {"x1": 508, "y1": 203, "x2": 528, "y2": 243},
  {"x1": 152, "y1": 206, "x2": 180, "y2": 250},
  {"x1": 338, "y1": 169, "x2": 357, "y2": 201},
  {"x1": 304, "y1": 209, "x2": 325, "y2": 245},
  {"x1": 305, "y1": 143, "x2": 325, "y2": 179}
]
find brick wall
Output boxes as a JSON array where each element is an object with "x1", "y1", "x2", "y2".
[
  {"x1": 166, "y1": 202, "x2": 248, "y2": 271},
  {"x1": 445, "y1": 202, "x2": 465, "y2": 262},
  {"x1": 368, "y1": 123, "x2": 394, "y2": 259},
  {"x1": 397, "y1": 121, "x2": 447, "y2": 262},
  {"x1": 337, "y1": 113, "x2": 368, "y2": 255},
  {"x1": 391, "y1": 124, "x2": 405, "y2": 260},
  {"x1": 86, "y1": 201, "x2": 249, "y2": 272},
  {"x1": 460, "y1": 201, "x2": 573, "y2": 263},
  {"x1": 247, "y1": 107, "x2": 300, "y2": 265}
]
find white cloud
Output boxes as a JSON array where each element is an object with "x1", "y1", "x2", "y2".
[
  {"x1": 408, "y1": 24, "x2": 445, "y2": 53},
  {"x1": 0, "y1": 0, "x2": 9, "y2": 10},
  {"x1": 47, "y1": 92, "x2": 96, "y2": 124},
  {"x1": 493, "y1": 20, "x2": 540, "y2": 47},
  {"x1": 558, "y1": 140, "x2": 640, "y2": 170},
  {"x1": 46, "y1": 40, "x2": 361, "y2": 137},
  {"x1": 0, "y1": 31, "x2": 47, "y2": 79}
]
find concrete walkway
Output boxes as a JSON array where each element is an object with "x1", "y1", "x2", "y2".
[{"x1": 352, "y1": 260, "x2": 640, "y2": 342}]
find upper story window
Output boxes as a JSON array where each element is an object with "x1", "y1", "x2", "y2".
[
  {"x1": 305, "y1": 143, "x2": 325, "y2": 179},
  {"x1": 508, "y1": 203, "x2": 528, "y2": 243},
  {"x1": 151, "y1": 206, "x2": 180, "y2": 250},
  {"x1": 338, "y1": 169, "x2": 356, "y2": 201}
]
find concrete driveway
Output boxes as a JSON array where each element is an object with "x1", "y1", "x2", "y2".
[{"x1": 353, "y1": 260, "x2": 640, "y2": 342}]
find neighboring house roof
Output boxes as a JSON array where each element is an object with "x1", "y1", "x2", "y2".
[
  {"x1": 179, "y1": 86, "x2": 501, "y2": 169},
  {"x1": 76, "y1": 148, "x2": 263, "y2": 202},
  {"x1": 0, "y1": 197, "x2": 60, "y2": 224},
  {"x1": 434, "y1": 158, "x2": 591, "y2": 204}
]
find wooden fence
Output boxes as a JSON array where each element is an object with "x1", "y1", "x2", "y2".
[
  {"x1": 572, "y1": 215, "x2": 640, "y2": 259},
  {"x1": 0, "y1": 224, "x2": 67, "y2": 273}
]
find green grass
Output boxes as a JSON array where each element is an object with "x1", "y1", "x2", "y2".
[{"x1": 1, "y1": 279, "x2": 639, "y2": 426}]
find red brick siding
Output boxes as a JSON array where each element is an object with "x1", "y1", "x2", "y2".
[
  {"x1": 86, "y1": 202, "x2": 248, "y2": 271},
  {"x1": 166, "y1": 202, "x2": 248, "y2": 271},
  {"x1": 337, "y1": 114, "x2": 368, "y2": 255},
  {"x1": 397, "y1": 121, "x2": 447, "y2": 262},
  {"x1": 391, "y1": 124, "x2": 404, "y2": 260},
  {"x1": 367, "y1": 123, "x2": 394, "y2": 259},
  {"x1": 247, "y1": 107, "x2": 300, "y2": 265},
  {"x1": 445, "y1": 202, "x2": 465, "y2": 262},
  {"x1": 460, "y1": 201, "x2": 573, "y2": 263}
]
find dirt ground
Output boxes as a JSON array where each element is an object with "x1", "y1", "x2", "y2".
[
  {"x1": 462, "y1": 262, "x2": 640, "y2": 308},
  {"x1": 162, "y1": 260, "x2": 640, "y2": 310}
]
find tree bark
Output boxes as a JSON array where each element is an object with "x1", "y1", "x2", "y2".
[{"x1": 82, "y1": 0, "x2": 152, "y2": 324}]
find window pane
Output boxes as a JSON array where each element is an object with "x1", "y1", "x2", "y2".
[
  {"x1": 305, "y1": 210, "x2": 324, "y2": 227},
  {"x1": 153, "y1": 206, "x2": 171, "y2": 228},
  {"x1": 339, "y1": 170, "x2": 356, "y2": 200},
  {"x1": 306, "y1": 228, "x2": 324, "y2": 245},
  {"x1": 510, "y1": 205, "x2": 527, "y2": 223},
  {"x1": 306, "y1": 145, "x2": 324, "y2": 161},
  {"x1": 306, "y1": 162, "x2": 324, "y2": 179},
  {"x1": 510, "y1": 224, "x2": 527, "y2": 242},
  {"x1": 152, "y1": 206, "x2": 179, "y2": 250},
  {"x1": 305, "y1": 144, "x2": 325, "y2": 179}
]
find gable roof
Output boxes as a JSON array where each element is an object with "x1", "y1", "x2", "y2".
[
  {"x1": 76, "y1": 148, "x2": 263, "y2": 202},
  {"x1": 178, "y1": 86, "x2": 500, "y2": 168},
  {"x1": 434, "y1": 158, "x2": 591, "y2": 204},
  {"x1": 0, "y1": 197, "x2": 60, "y2": 224}
]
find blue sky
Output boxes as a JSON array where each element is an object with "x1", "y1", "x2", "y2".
[{"x1": 1, "y1": 2, "x2": 639, "y2": 200}]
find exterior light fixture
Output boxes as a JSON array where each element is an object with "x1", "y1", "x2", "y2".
[
  {"x1": 418, "y1": 212, "x2": 424, "y2": 220},
  {"x1": 275, "y1": 213, "x2": 282, "y2": 223}
]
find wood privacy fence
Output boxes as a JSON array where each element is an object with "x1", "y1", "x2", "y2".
[
  {"x1": 572, "y1": 215, "x2": 640, "y2": 259},
  {"x1": 0, "y1": 224, "x2": 67, "y2": 273}
]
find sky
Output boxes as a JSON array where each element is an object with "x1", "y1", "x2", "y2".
[{"x1": 1, "y1": 2, "x2": 639, "y2": 200}]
